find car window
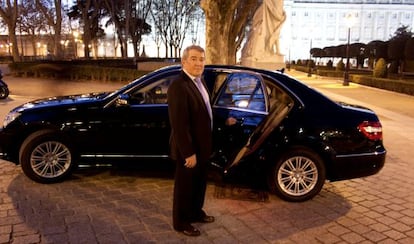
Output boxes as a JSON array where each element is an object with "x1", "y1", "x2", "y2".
[
  {"x1": 215, "y1": 73, "x2": 266, "y2": 112},
  {"x1": 128, "y1": 76, "x2": 174, "y2": 105},
  {"x1": 264, "y1": 79, "x2": 292, "y2": 110},
  {"x1": 212, "y1": 73, "x2": 229, "y2": 98}
]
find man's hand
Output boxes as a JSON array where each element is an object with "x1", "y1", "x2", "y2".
[
  {"x1": 225, "y1": 117, "x2": 238, "y2": 126},
  {"x1": 184, "y1": 154, "x2": 197, "y2": 168}
]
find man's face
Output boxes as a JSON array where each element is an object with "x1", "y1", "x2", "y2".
[{"x1": 182, "y1": 49, "x2": 205, "y2": 77}]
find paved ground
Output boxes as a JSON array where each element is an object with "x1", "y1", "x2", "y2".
[{"x1": 0, "y1": 71, "x2": 413, "y2": 243}]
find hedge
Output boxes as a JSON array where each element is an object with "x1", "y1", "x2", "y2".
[
  {"x1": 291, "y1": 64, "x2": 414, "y2": 96},
  {"x1": 9, "y1": 61, "x2": 148, "y2": 83},
  {"x1": 351, "y1": 74, "x2": 414, "y2": 96}
]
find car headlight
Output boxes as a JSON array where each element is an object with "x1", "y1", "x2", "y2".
[{"x1": 3, "y1": 111, "x2": 21, "y2": 128}]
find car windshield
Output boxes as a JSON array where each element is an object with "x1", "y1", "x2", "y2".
[{"x1": 103, "y1": 77, "x2": 146, "y2": 100}]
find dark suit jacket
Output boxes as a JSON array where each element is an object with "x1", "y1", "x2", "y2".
[{"x1": 167, "y1": 70, "x2": 212, "y2": 163}]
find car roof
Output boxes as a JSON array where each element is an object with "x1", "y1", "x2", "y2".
[{"x1": 126, "y1": 64, "x2": 338, "y2": 112}]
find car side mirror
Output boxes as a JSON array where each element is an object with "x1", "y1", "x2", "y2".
[{"x1": 116, "y1": 94, "x2": 130, "y2": 106}]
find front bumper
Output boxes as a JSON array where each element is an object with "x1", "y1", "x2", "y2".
[{"x1": 0, "y1": 128, "x2": 19, "y2": 164}]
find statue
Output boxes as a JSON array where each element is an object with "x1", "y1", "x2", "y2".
[{"x1": 241, "y1": 0, "x2": 286, "y2": 69}]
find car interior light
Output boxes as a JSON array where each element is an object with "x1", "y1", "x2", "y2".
[{"x1": 236, "y1": 100, "x2": 249, "y2": 108}]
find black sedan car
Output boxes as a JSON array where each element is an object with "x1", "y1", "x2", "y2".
[{"x1": 0, "y1": 65, "x2": 386, "y2": 202}]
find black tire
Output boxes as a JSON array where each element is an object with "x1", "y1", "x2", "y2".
[
  {"x1": 19, "y1": 130, "x2": 76, "y2": 183},
  {"x1": 267, "y1": 146, "x2": 326, "y2": 202},
  {"x1": 0, "y1": 86, "x2": 8, "y2": 99}
]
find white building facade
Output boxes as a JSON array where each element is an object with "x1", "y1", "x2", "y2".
[{"x1": 280, "y1": 0, "x2": 414, "y2": 63}]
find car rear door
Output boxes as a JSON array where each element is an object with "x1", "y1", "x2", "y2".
[
  {"x1": 210, "y1": 71, "x2": 268, "y2": 170},
  {"x1": 209, "y1": 70, "x2": 294, "y2": 173}
]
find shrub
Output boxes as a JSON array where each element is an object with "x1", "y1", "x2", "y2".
[{"x1": 373, "y1": 58, "x2": 387, "y2": 78}]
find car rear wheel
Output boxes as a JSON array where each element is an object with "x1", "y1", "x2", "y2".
[
  {"x1": 267, "y1": 147, "x2": 326, "y2": 202},
  {"x1": 19, "y1": 130, "x2": 75, "y2": 183}
]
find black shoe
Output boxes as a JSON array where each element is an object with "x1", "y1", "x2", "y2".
[
  {"x1": 181, "y1": 224, "x2": 201, "y2": 236},
  {"x1": 194, "y1": 215, "x2": 215, "y2": 223}
]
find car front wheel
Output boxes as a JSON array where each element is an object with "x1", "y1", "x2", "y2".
[
  {"x1": 267, "y1": 147, "x2": 326, "y2": 202},
  {"x1": 19, "y1": 130, "x2": 75, "y2": 183}
]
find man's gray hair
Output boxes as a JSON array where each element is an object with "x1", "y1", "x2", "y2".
[{"x1": 182, "y1": 45, "x2": 205, "y2": 60}]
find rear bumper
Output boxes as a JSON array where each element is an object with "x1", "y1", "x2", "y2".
[{"x1": 328, "y1": 149, "x2": 386, "y2": 181}]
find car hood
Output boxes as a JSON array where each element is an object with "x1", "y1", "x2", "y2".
[{"x1": 15, "y1": 92, "x2": 108, "y2": 112}]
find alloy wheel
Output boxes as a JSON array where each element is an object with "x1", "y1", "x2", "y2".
[
  {"x1": 30, "y1": 141, "x2": 72, "y2": 178},
  {"x1": 277, "y1": 156, "x2": 318, "y2": 196}
]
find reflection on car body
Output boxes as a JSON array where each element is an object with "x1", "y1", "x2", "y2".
[{"x1": 0, "y1": 65, "x2": 386, "y2": 202}]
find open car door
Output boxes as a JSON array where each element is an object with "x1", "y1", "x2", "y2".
[
  {"x1": 210, "y1": 71, "x2": 294, "y2": 174},
  {"x1": 225, "y1": 93, "x2": 294, "y2": 173}
]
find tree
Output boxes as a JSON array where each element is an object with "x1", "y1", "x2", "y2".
[
  {"x1": 128, "y1": 0, "x2": 152, "y2": 60},
  {"x1": 367, "y1": 40, "x2": 388, "y2": 60},
  {"x1": 0, "y1": 0, "x2": 20, "y2": 61},
  {"x1": 150, "y1": 23, "x2": 162, "y2": 57},
  {"x1": 310, "y1": 48, "x2": 325, "y2": 58},
  {"x1": 170, "y1": 0, "x2": 199, "y2": 58},
  {"x1": 68, "y1": 0, "x2": 104, "y2": 59},
  {"x1": 200, "y1": 0, "x2": 260, "y2": 64},
  {"x1": 17, "y1": 1, "x2": 48, "y2": 57},
  {"x1": 323, "y1": 46, "x2": 339, "y2": 58},
  {"x1": 102, "y1": 0, "x2": 127, "y2": 57},
  {"x1": 103, "y1": 0, "x2": 152, "y2": 59},
  {"x1": 349, "y1": 43, "x2": 367, "y2": 68},
  {"x1": 35, "y1": 0, "x2": 63, "y2": 59},
  {"x1": 404, "y1": 37, "x2": 414, "y2": 72},
  {"x1": 388, "y1": 25, "x2": 413, "y2": 73},
  {"x1": 405, "y1": 37, "x2": 414, "y2": 60},
  {"x1": 152, "y1": 0, "x2": 199, "y2": 58},
  {"x1": 151, "y1": 0, "x2": 171, "y2": 58}
]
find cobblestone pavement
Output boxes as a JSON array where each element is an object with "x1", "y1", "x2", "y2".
[{"x1": 0, "y1": 72, "x2": 413, "y2": 243}]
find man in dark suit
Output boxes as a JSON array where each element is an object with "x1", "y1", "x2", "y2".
[{"x1": 167, "y1": 45, "x2": 215, "y2": 236}]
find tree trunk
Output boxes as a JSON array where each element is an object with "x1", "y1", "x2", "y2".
[
  {"x1": 164, "y1": 43, "x2": 168, "y2": 58},
  {"x1": 36, "y1": 0, "x2": 63, "y2": 59},
  {"x1": 201, "y1": 1, "x2": 236, "y2": 64},
  {"x1": 9, "y1": 30, "x2": 20, "y2": 62},
  {"x1": 201, "y1": 0, "x2": 259, "y2": 65},
  {"x1": 53, "y1": 0, "x2": 63, "y2": 59},
  {"x1": 10, "y1": 0, "x2": 19, "y2": 61},
  {"x1": 0, "y1": 0, "x2": 20, "y2": 61}
]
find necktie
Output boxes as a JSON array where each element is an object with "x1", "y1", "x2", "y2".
[{"x1": 194, "y1": 77, "x2": 213, "y2": 128}]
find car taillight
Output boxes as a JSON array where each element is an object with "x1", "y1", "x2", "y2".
[{"x1": 358, "y1": 121, "x2": 383, "y2": 141}]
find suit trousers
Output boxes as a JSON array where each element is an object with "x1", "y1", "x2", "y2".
[{"x1": 172, "y1": 158, "x2": 208, "y2": 230}]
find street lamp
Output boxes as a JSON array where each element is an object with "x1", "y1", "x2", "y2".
[
  {"x1": 308, "y1": 39, "x2": 312, "y2": 77},
  {"x1": 343, "y1": 14, "x2": 355, "y2": 86},
  {"x1": 307, "y1": 25, "x2": 314, "y2": 77}
]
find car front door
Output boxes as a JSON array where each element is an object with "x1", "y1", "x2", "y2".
[{"x1": 85, "y1": 72, "x2": 177, "y2": 161}]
